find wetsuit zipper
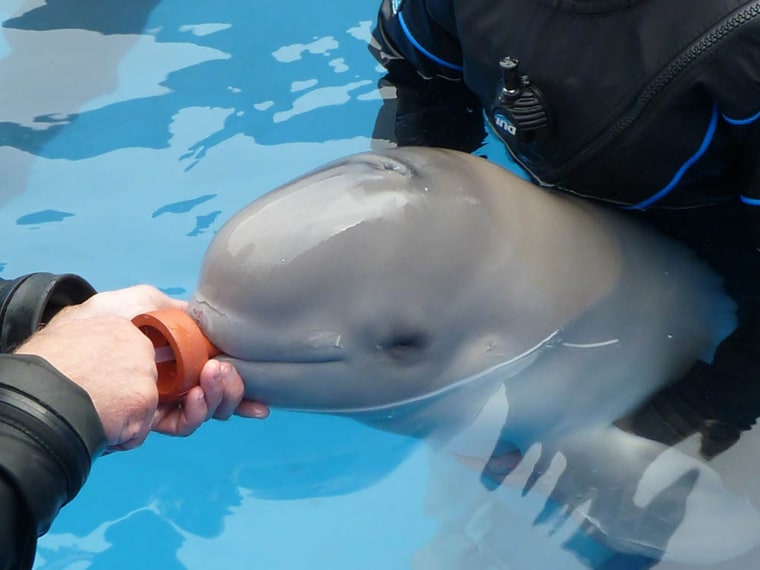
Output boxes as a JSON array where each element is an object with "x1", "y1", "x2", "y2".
[{"x1": 505, "y1": 0, "x2": 760, "y2": 187}]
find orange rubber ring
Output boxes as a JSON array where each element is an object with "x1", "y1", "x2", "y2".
[{"x1": 132, "y1": 308, "x2": 221, "y2": 404}]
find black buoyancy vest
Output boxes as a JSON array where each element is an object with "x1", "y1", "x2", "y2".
[{"x1": 386, "y1": 0, "x2": 760, "y2": 208}]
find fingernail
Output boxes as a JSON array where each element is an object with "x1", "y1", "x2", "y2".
[{"x1": 220, "y1": 361, "x2": 233, "y2": 380}]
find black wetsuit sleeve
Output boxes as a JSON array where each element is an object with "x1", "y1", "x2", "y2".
[
  {"x1": 0, "y1": 354, "x2": 107, "y2": 570},
  {"x1": 370, "y1": 0, "x2": 486, "y2": 151}
]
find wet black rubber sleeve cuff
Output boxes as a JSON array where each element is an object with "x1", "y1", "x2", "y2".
[
  {"x1": 0, "y1": 353, "x2": 107, "y2": 564},
  {"x1": 0, "y1": 272, "x2": 96, "y2": 353}
]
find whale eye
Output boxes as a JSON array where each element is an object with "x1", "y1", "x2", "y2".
[{"x1": 377, "y1": 330, "x2": 429, "y2": 362}]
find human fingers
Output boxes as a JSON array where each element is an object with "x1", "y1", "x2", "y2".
[
  {"x1": 198, "y1": 359, "x2": 227, "y2": 419},
  {"x1": 151, "y1": 386, "x2": 209, "y2": 437},
  {"x1": 202, "y1": 360, "x2": 242, "y2": 420},
  {"x1": 203, "y1": 360, "x2": 270, "y2": 420},
  {"x1": 194, "y1": 359, "x2": 268, "y2": 420},
  {"x1": 151, "y1": 360, "x2": 229, "y2": 431},
  {"x1": 151, "y1": 359, "x2": 269, "y2": 435},
  {"x1": 235, "y1": 399, "x2": 270, "y2": 419}
]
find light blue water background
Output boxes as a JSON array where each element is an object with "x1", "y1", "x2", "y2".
[{"x1": 0, "y1": 1, "x2": 514, "y2": 568}]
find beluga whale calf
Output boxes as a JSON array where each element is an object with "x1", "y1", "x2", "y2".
[{"x1": 188, "y1": 147, "x2": 760, "y2": 567}]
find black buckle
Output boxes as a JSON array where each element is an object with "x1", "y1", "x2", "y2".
[{"x1": 491, "y1": 56, "x2": 552, "y2": 142}]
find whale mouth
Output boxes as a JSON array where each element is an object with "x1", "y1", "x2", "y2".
[
  {"x1": 235, "y1": 354, "x2": 345, "y2": 365},
  {"x1": 226, "y1": 338, "x2": 346, "y2": 364}
]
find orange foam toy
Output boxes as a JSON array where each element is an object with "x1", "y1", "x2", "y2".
[{"x1": 132, "y1": 308, "x2": 221, "y2": 403}]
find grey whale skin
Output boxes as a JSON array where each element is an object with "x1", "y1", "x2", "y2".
[{"x1": 189, "y1": 147, "x2": 760, "y2": 567}]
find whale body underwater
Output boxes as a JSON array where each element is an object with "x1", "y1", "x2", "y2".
[{"x1": 188, "y1": 147, "x2": 760, "y2": 567}]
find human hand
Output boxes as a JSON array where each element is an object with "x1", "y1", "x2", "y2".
[
  {"x1": 151, "y1": 358, "x2": 269, "y2": 438},
  {"x1": 15, "y1": 284, "x2": 268, "y2": 452},
  {"x1": 15, "y1": 307, "x2": 158, "y2": 451}
]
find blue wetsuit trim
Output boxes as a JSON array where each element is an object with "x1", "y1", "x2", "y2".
[
  {"x1": 623, "y1": 103, "x2": 719, "y2": 210},
  {"x1": 723, "y1": 108, "x2": 760, "y2": 125},
  {"x1": 740, "y1": 195, "x2": 760, "y2": 206},
  {"x1": 397, "y1": 12, "x2": 464, "y2": 72}
]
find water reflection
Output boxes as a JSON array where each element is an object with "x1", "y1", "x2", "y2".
[
  {"x1": 0, "y1": 0, "x2": 159, "y2": 205},
  {"x1": 36, "y1": 412, "x2": 422, "y2": 568},
  {"x1": 1, "y1": 0, "x2": 380, "y2": 163}
]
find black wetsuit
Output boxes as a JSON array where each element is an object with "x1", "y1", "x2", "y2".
[
  {"x1": 371, "y1": 0, "x2": 760, "y2": 456},
  {"x1": 371, "y1": 0, "x2": 760, "y2": 208},
  {"x1": 0, "y1": 273, "x2": 103, "y2": 569},
  {"x1": 0, "y1": 355, "x2": 106, "y2": 569}
]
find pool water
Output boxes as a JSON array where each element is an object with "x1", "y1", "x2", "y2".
[{"x1": 2, "y1": 1, "x2": 760, "y2": 569}]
